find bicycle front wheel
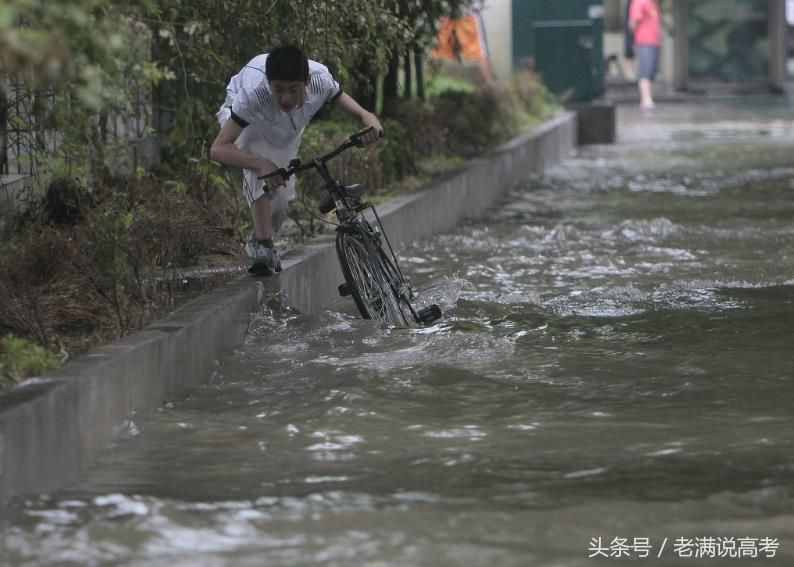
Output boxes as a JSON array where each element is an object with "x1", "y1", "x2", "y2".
[{"x1": 336, "y1": 230, "x2": 411, "y2": 325}]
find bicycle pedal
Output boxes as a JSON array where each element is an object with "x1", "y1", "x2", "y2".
[
  {"x1": 416, "y1": 304, "x2": 442, "y2": 325},
  {"x1": 338, "y1": 282, "x2": 352, "y2": 297}
]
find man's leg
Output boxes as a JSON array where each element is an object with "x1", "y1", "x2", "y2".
[
  {"x1": 270, "y1": 188, "x2": 289, "y2": 236},
  {"x1": 253, "y1": 196, "x2": 274, "y2": 241},
  {"x1": 244, "y1": 181, "x2": 280, "y2": 273}
]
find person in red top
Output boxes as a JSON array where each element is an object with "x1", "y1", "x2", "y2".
[{"x1": 629, "y1": 0, "x2": 662, "y2": 109}]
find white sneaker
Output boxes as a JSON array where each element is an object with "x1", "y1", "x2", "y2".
[{"x1": 245, "y1": 236, "x2": 281, "y2": 274}]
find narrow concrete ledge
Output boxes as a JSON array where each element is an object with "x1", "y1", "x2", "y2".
[
  {"x1": 0, "y1": 276, "x2": 271, "y2": 510},
  {"x1": 0, "y1": 112, "x2": 576, "y2": 512}
]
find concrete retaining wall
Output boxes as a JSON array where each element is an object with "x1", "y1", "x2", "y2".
[
  {"x1": 0, "y1": 112, "x2": 575, "y2": 514},
  {"x1": 0, "y1": 279, "x2": 269, "y2": 512}
]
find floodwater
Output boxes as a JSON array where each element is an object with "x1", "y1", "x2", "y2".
[{"x1": 3, "y1": 101, "x2": 794, "y2": 566}]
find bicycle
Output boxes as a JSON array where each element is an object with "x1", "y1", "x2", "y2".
[{"x1": 259, "y1": 128, "x2": 442, "y2": 327}]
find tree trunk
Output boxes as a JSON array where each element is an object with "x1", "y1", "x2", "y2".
[
  {"x1": 150, "y1": 25, "x2": 164, "y2": 163},
  {"x1": 382, "y1": 52, "x2": 400, "y2": 116},
  {"x1": 0, "y1": 85, "x2": 7, "y2": 174},
  {"x1": 414, "y1": 49, "x2": 425, "y2": 100},
  {"x1": 352, "y1": 62, "x2": 378, "y2": 112},
  {"x1": 403, "y1": 50, "x2": 412, "y2": 98}
]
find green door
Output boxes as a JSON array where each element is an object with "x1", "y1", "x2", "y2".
[{"x1": 512, "y1": 0, "x2": 605, "y2": 102}]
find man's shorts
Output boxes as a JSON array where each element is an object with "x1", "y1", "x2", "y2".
[
  {"x1": 636, "y1": 44, "x2": 660, "y2": 80},
  {"x1": 244, "y1": 174, "x2": 291, "y2": 234},
  {"x1": 216, "y1": 106, "x2": 297, "y2": 228}
]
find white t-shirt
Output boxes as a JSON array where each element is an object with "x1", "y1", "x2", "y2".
[{"x1": 216, "y1": 54, "x2": 341, "y2": 201}]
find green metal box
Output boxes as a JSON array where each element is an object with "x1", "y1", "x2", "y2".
[{"x1": 512, "y1": 0, "x2": 605, "y2": 102}]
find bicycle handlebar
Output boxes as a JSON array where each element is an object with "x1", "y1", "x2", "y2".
[{"x1": 257, "y1": 127, "x2": 382, "y2": 184}]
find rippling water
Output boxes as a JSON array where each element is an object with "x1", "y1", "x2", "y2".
[{"x1": 4, "y1": 104, "x2": 794, "y2": 566}]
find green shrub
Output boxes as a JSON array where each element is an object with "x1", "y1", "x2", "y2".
[
  {"x1": 425, "y1": 73, "x2": 477, "y2": 97},
  {"x1": 0, "y1": 168, "x2": 243, "y2": 354},
  {"x1": 434, "y1": 88, "x2": 503, "y2": 156},
  {"x1": 511, "y1": 69, "x2": 559, "y2": 122},
  {"x1": 378, "y1": 118, "x2": 421, "y2": 182},
  {"x1": 0, "y1": 335, "x2": 61, "y2": 389}
]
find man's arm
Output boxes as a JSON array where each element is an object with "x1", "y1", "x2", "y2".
[
  {"x1": 335, "y1": 92, "x2": 384, "y2": 143},
  {"x1": 209, "y1": 120, "x2": 278, "y2": 178}
]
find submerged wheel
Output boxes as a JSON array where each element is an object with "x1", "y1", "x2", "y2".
[
  {"x1": 374, "y1": 247, "x2": 415, "y2": 323},
  {"x1": 336, "y1": 230, "x2": 411, "y2": 325}
]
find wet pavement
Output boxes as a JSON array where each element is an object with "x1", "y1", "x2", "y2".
[{"x1": 2, "y1": 98, "x2": 794, "y2": 566}]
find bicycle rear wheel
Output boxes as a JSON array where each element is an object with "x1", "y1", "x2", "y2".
[{"x1": 336, "y1": 229, "x2": 412, "y2": 325}]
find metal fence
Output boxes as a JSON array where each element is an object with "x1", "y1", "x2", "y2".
[
  {"x1": 0, "y1": 78, "x2": 157, "y2": 178},
  {"x1": 0, "y1": 79, "x2": 58, "y2": 176}
]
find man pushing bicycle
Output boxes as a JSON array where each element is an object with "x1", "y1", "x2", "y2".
[{"x1": 210, "y1": 45, "x2": 383, "y2": 274}]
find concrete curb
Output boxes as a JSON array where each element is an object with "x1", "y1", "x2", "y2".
[{"x1": 0, "y1": 112, "x2": 576, "y2": 511}]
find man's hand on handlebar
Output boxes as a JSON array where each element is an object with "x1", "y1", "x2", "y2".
[
  {"x1": 254, "y1": 127, "x2": 382, "y2": 184},
  {"x1": 255, "y1": 158, "x2": 285, "y2": 189},
  {"x1": 357, "y1": 113, "x2": 384, "y2": 145}
]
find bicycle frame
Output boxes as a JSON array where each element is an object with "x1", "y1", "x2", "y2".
[{"x1": 260, "y1": 130, "x2": 407, "y2": 275}]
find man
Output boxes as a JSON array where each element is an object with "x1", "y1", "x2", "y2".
[{"x1": 210, "y1": 45, "x2": 383, "y2": 273}]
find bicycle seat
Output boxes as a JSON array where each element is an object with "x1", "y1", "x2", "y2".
[{"x1": 318, "y1": 184, "x2": 367, "y2": 214}]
